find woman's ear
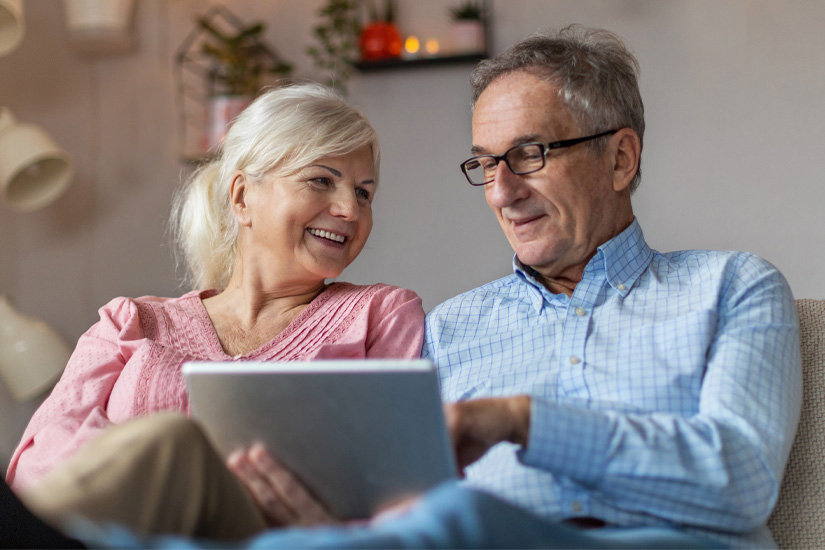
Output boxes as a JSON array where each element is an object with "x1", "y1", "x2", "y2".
[
  {"x1": 230, "y1": 171, "x2": 252, "y2": 226},
  {"x1": 611, "y1": 128, "x2": 641, "y2": 193}
]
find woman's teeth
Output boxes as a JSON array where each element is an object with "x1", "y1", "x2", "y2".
[{"x1": 308, "y1": 228, "x2": 345, "y2": 243}]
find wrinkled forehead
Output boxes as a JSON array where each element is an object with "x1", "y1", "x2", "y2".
[{"x1": 471, "y1": 72, "x2": 578, "y2": 153}]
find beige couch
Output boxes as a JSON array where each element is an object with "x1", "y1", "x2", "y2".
[{"x1": 767, "y1": 299, "x2": 825, "y2": 548}]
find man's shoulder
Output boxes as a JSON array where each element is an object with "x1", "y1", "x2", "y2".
[
  {"x1": 427, "y1": 274, "x2": 524, "y2": 317},
  {"x1": 655, "y1": 248, "x2": 783, "y2": 278},
  {"x1": 650, "y1": 248, "x2": 792, "y2": 301}
]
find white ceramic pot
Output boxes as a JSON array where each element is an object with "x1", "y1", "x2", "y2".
[{"x1": 448, "y1": 20, "x2": 485, "y2": 55}]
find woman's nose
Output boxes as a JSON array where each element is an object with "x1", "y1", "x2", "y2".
[{"x1": 330, "y1": 188, "x2": 359, "y2": 220}]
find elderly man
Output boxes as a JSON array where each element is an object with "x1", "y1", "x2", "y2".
[
  {"x1": 1, "y1": 26, "x2": 800, "y2": 550},
  {"x1": 426, "y1": 24, "x2": 801, "y2": 549}
]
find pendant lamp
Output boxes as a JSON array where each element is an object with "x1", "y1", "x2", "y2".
[
  {"x1": 0, "y1": 0, "x2": 23, "y2": 57},
  {"x1": 0, "y1": 295, "x2": 71, "y2": 402},
  {"x1": 0, "y1": 108, "x2": 74, "y2": 212},
  {"x1": 64, "y1": 0, "x2": 136, "y2": 55}
]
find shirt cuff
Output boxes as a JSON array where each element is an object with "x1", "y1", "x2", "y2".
[{"x1": 517, "y1": 398, "x2": 612, "y2": 484}]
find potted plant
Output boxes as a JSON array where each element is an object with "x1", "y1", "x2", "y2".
[
  {"x1": 197, "y1": 15, "x2": 292, "y2": 152},
  {"x1": 359, "y1": 0, "x2": 403, "y2": 63},
  {"x1": 447, "y1": 0, "x2": 486, "y2": 54},
  {"x1": 306, "y1": 0, "x2": 361, "y2": 94}
]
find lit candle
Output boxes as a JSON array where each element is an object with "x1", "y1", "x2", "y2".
[{"x1": 404, "y1": 35, "x2": 420, "y2": 58}]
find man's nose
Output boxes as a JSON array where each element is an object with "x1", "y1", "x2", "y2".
[{"x1": 485, "y1": 161, "x2": 528, "y2": 208}]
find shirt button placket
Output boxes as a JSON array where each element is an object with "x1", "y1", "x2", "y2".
[{"x1": 557, "y1": 301, "x2": 591, "y2": 395}]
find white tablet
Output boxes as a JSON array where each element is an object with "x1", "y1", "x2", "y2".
[{"x1": 182, "y1": 359, "x2": 458, "y2": 519}]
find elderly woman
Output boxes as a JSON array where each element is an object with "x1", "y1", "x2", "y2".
[{"x1": 4, "y1": 83, "x2": 424, "y2": 536}]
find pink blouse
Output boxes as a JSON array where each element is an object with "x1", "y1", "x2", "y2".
[{"x1": 7, "y1": 283, "x2": 425, "y2": 490}]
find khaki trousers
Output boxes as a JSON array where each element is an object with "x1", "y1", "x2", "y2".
[{"x1": 19, "y1": 413, "x2": 268, "y2": 540}]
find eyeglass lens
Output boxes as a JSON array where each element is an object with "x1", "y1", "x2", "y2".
[{"x1": 463, "y1": 143, "x2": 545, "y2": 185}]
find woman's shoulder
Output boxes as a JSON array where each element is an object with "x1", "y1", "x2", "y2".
[
  {"x1": 98, "y1": 290, "x2": 202, "y2": 316},
  {"x1": 329, "y1": 282, "x2": 422, "y2": 306},
  {"x1": 91, "y1": 290, "x2": 209, "y2": 337}
]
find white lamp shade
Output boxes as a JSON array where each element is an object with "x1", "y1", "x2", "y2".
[
  {"x1": 64, "y1": 0, "x2": 135, "y2": 55},
  {"x1": 0, "y1": 0, "x2": 24, "y2": 57},
  {"x1": 0, "y1": 295, "x2": 71, "y2": 402},
  {"x1": 0, "y1": 107, "x2": 73, "y2": 212}
]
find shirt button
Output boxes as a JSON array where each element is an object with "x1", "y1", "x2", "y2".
[
  {"x1": 575, "y1": 307, "x2": 586, "y2": 316},
  {"x1": 571, "y1": 501, "x2": 583, "y2": 513},
  {"x1": 569, "y1": 356, "x2": 581, "y2": 365},
  {"x1": 616, "y1": 283, "x2": 627, "y2": 291}
]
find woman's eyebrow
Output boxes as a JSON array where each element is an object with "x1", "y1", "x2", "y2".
[
  {"x1": 308, "y1": 164, "x2": 375, "y2": 186},
  {"x1": 308, "y1": 164, "x2": 342, "y2": 177}
]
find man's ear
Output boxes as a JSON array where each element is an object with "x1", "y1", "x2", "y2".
[
  {"x1": 230, "y1": 170, "x2": 252, "y2": 226},
  {"x1": 611, "y1": 128, "x2": 641, "y2": 193}
]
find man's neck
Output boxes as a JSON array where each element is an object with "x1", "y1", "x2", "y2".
[
  {"x1": 534, "y1": 264, "x2": 587, "y2": 298},
  {"x1": 528, "y1": 215, "x2": 636, "y2": 297}
]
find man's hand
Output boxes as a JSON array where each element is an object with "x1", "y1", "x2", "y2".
[
  {"x1": 444, "y1": 396, "x2": 531, "y2": 471},
  {"x1": 226, "y1": 443, "x2": 339, "y2": 527}
]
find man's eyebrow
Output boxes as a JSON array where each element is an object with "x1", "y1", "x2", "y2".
[{"x1": 470, "y1": 134, "x2": 544, "y2": 155}]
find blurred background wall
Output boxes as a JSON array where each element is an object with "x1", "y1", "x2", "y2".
[{"x1": 1, "y1": 0, "x2": 823, "y2": 349}]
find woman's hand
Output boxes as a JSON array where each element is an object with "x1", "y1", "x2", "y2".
[
  {"x1": 444, "y1": 396, "x2": 532, "y2": 471},
  {"x1": 226, "y1": 443, "x2": 339, "y2": 527}
]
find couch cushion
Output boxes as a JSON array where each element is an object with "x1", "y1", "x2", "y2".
[{"x1": 767, "y1": 299, "x2": 825, "y2": 548}]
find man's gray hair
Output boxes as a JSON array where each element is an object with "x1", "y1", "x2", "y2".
[{"x1": 470, "y1": 25, "x2": 645, "y2": 193}]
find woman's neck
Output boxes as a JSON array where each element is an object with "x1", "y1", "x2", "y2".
[{"x1": 202, "y1": 275, "x2": 328, "y2": 357}]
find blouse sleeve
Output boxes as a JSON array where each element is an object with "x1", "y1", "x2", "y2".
[
  {"x1": 5, "y1": 297, "x2": 144, "y2": 490},
  {"x1": 365, "y1": 286, "x2": 425, "y2": 359}
]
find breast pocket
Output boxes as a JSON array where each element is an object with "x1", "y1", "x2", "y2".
[
  {"x1": 437, "y1": 324, "x2": 558, "y2": 401},
  {"x1": 589, "y1": 310, "x2": 717, "y2": 414}
]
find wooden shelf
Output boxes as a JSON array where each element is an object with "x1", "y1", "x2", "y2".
[{"x1": 352, "y1": 52, "x2": 487, "y2": 71}]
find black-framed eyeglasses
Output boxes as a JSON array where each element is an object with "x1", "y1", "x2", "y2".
[{"x1": 459, "y1": 129, "x2": 620, "y2": 186}]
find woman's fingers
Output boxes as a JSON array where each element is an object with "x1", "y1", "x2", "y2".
[
  {"x1": 247, "y1": 444, "x2": 337, "y2": 526},
  {"x1": 227, "y1": 445, "x2": 338, "y2": 527},
  {"x1": 226, "y1": 449, "x2": 297, "y2": 526}
]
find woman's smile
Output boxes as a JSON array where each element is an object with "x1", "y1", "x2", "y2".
[{"x1": 307, "y1": 228, "x2": 348, "y2": 245}]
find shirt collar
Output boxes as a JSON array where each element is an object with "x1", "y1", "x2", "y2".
[
  {"x1": 512, "y1": 218, "x2": 653, "y2": 302},
  {"x1": 590, "y1": 218, "x2": 653, "y2": 296}
]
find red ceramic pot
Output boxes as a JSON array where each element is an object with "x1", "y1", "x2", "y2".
[{"x1": 360, "y1": 22, "x2": 403, "y2": 61}]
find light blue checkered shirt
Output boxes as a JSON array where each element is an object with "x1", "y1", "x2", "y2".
[{"x1": 423, "y1": 219, "x2": 801, "y2": 549}]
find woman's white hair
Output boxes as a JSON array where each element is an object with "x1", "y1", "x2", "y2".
[{"x1": 170, "y1": 82, "x2": 379, "y2": 290}]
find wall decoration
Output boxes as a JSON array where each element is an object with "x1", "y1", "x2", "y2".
[{"x1": 174, "y1": 4, "x2": 292, "y2": 159}]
